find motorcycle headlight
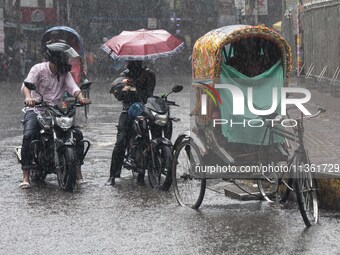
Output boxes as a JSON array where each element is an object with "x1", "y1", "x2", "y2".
[
  {"x1": 37, "y1": 112, "x2": 52, "y2": 129},
  {"x1": 56, "y1": 116, "x2": 74, "y2": 131},
  {"x1": 151, "y1": 111, "x2": 168, "y2": 126}
]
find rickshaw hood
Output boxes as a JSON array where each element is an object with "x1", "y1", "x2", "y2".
[{"x1": 192, "y1": 25, "x2": 292, "y2": 81}]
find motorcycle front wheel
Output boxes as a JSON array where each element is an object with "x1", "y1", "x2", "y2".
[
  {"x1": 57, "y1": 146, "x2": 77, "y2": 192},
  {"x1": 148, "y1": 145, "x2": 172, "y2": 191}
]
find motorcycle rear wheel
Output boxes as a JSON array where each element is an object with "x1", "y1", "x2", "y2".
[{"x1": 57, "y1": 147, "x2": 77, "y2": 192}]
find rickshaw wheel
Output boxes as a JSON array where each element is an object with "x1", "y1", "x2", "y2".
[
  {"x1": 172, "y1": 139, "x2": 206, "y2": 209},
  {"x1": 294, "y1": 153, "x2": 319, "y2": 227}
]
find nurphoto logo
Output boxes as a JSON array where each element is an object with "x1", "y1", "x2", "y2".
[{"x1": 197, "y1": 83, "x2": 311, "y2": 116}]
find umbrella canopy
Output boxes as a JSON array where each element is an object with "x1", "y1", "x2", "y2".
[{"x1": 101, "y1": 29, "x2": 185, "y2": 61}]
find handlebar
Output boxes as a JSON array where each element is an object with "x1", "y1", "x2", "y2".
[
  {"x1": 166, "y1": 100, "x2": 179, "y2": 107},
  {"x1": 24, "y1": 101, "x2": 43, "y2": 107},
  {"x1": 303, "y1": 108, "x2": 326, "y2": 119},
  {"x1": 72, "y1": 101, "x2": 91, "y2": 107},
  {"x1": 25, "y1": 100, "x2": 90, "y2": 108},
  {"x1": 263, "y1": 107, "x2": 326, "y2": 121},
  {"x1": 34, "y1": 101, "x2": 42, "y2": 106},
  {"x1": 262, "y1": 108, "x2": 325, "y2": 126}
]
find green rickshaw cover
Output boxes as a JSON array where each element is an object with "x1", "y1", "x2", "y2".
[{"x1": 218, "y1": 60, "x2": 284, "y2": 145}]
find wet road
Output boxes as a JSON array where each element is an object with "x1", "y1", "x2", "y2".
[{"x1": 1, "y1": 77, "x2": 340, "y2": 255}]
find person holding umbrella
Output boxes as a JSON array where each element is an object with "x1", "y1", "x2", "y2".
[
  {"x1": 101, "y1": 29, "x2": 184, "y2": 186},
  {"x1": 106, "y1": 60, "x2": 156, "y2": 185}
]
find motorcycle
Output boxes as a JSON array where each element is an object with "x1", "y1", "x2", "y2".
[
  {"x1": 122, "y1": 85, "x2": 183, "y2": 190},
  {"x1": 23, "y1": 81, "x2": 91, "y2": 191}
]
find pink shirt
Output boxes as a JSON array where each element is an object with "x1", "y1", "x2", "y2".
[{"x1": 22, "y1": 62, "x2": 80, "y2": 110}]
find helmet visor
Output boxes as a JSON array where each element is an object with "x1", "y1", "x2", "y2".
[
  {"x1": 46, "y1": 42, "x2": 79, "y2": 60},
  {"x1": 64, "y1": 46, "x2": 79, "y2": 59}
]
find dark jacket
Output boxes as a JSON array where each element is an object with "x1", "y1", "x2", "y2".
[{"x1": 110, "y1": 67, "x2": 156, "y2": 110}]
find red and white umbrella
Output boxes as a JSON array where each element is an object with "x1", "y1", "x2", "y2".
[{"x1": 101, "y1": 29, "x2": 185, "y2": 61}]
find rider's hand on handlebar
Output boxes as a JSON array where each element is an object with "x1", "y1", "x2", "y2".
[
  {"x1": 79, "y1": 98, "x2": 91, "y2": 105},
  {"x1": 24, "y1": 97, "x2": 35, "y2": 107}
]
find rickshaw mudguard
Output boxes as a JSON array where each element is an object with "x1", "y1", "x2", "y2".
[{"x1": 173, "y1": 131, "x2": 206, "y2": 155}]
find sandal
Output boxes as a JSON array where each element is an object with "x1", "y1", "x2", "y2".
[
  {"x1": 76, "y1": 179, "x2": 87, "y2": 185},
  {"x1": 19, "y1": 181, "x2": 30, "y2": 189}
]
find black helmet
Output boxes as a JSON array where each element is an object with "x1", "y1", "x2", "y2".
[{"x1": 45, "y1": 42, "x2": 79, "y2": 74}]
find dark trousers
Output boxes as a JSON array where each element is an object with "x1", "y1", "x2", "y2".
[
  {"x1": 109, "y1": 111, "x2": 132, "y2": 178},
  {"x1": 21, "y1": 110, "x2": 40, "y2": 170},
  {"x1": 21, "y1": 110, "x2": 84, "y2": 170}
]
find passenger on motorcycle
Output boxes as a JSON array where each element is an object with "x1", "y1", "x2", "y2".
[
  {"x1": 19, "y1": 42, "x2": 91, "y2": 189},
  {"x1": 106, "y1": 60, "x2": 156, "y2": 186}
]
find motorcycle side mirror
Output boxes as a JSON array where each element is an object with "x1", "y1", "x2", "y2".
[
  {"x1": 24, "y1": 81, "x2": 44, "y2": 101},
  {"x1": 172, "y1": 85, "x2": 183, "y2": 93},
  {"x1": 74, "y1": 80, "x2": 92, "y2": 100},
  {"x1": 24, "y1": 82, "x2": 36, "y2": 91},
  {"x1": 80, "y1": 81, "x2": 92, "y2": 91}
]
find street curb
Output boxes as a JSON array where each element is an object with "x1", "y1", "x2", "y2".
[
  {"x1": 222, "y1": 178, "x2": 340, "y2": 211},
  {"x1": 318, "y1": 179, "x2": 340, "y2": 211}
]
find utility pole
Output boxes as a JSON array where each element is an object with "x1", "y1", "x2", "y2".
[
  {"x1": 254, "y1": 0, "x2": 258, "y2": 25},
  {"x1": 296, "y1": 1, "x2": 303, "y2": 75},
  {"x1": 66, "y1": 0, "x2": 70, "y2": 23},
  {"x1": 282, "y1": 0, "x2": 285, "y2": 35},
  {"x1": 14, "y1": 0, "x2": 21, "y2": 38},
  {"x1": 0, "y1": 0, "x2": 4, "y2": 54}
]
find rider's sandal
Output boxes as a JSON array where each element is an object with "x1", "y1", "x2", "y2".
[
  {"x1": 19, "y1": 181, "x2": 30, "y2": 189},
  {"x1": 76, "y1": 179, "x2": 87, "y2": 185}
]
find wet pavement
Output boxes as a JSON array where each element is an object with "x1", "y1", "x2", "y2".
[{"x1": 1, "y1": 77, "x2": 340, "y2": 255}]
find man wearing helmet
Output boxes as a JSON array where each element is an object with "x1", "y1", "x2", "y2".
[
  {"x1": 106, "y1": 60, "x2": 156, "y2": 186},
  {"x1": 19, "y1": 42, "x2": 91, "y2": 189}
]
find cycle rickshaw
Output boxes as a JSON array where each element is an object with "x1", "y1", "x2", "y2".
[
  {"x1": 41, "y1": 26, "x2": 91, "y2": 118},
  {"x1": 172, "y1": 25, "x2": 322, "y2": 227}
]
